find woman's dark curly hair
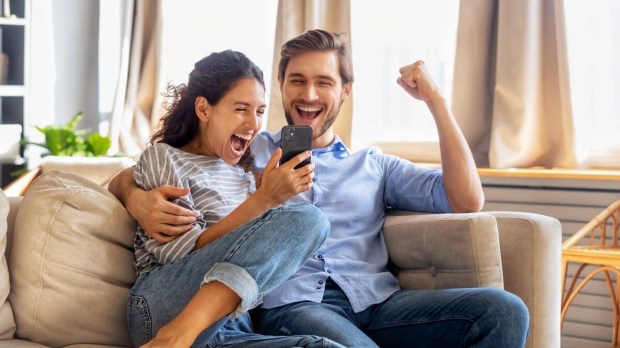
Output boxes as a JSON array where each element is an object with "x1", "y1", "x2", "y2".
[{"x1": 150, "y1": 50, "x2": 265, "y2": 168}]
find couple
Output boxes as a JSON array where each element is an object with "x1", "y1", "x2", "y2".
[{"x1": 109, "y1": 29, "x2": 529, "y2": 348}]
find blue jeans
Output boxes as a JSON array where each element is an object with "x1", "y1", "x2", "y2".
[
  {"x1": 252, "y1": 278, "x2": 530, "y2": 348},
  {"x1": 127, "y1": 203, "x2": 342, "y2": 347}
]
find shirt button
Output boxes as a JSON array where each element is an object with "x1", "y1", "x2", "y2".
[
  {"x1": 311, "y1": 151, "x2": 316, "y2": 156},
  {"x1": 314, "y1": 203, "x2": 320, "y2": 207},
  {"x1": 312, "y1": 178, "x2": 316, "y2": 182},
  {"x1": 316, "y1": 286, "x2": 322, "y2": 289},
  {"x1": 318, "y1": 280, "x2": 324, "y2": 284},
  {"x1": 317, "y1": 255, "x2": 324, "y2": 260},
  {"x1": 326, "y1": 270, "x2": 332, "y2": 273}
]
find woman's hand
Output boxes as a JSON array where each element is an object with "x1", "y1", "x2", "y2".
[{"x1": 254, "y1": 148, "x2": 314, "y2": 207}]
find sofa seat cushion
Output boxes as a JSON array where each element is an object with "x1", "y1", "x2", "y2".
[
  {"x1": 8, "y1": 171, "x2": 137, "y2": 347},
  {"x1": 0, "y1": 189, "x2": 16, "y2": 340}
]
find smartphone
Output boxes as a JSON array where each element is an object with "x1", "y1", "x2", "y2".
[{"x1": 280, "y1": 125, "x2": 312, "y2": 169}]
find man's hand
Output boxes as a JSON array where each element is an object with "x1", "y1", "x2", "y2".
[
  {"x1": 397, "y1": 60, "x2": 443, "y2": 105},
  {"x1": 128, "y1": 185, "x2": 196, "y2": 243}
]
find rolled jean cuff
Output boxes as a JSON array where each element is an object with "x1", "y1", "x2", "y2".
[{"x1": 202, "y1": 262, "x2": 259, "y2": 316}]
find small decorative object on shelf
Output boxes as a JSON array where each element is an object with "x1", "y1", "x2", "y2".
[
  {"x1": 2, "y1": 0, "x2": 17, "y2": 18},
  {"x1": 1, "y1": 0, "x2": 16, "y2": 19},
  {"x1": 0, "y1": 123, "x2": 22, "y2": 163}
]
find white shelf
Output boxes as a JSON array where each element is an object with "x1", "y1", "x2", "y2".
[
  {"x1": 0, "y1": 85, "x2": 26, "y2": 97},
  {"x1": 0, "y1": 17, "x2": 26, "y2": 25}
]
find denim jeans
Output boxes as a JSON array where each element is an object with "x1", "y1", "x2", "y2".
[
  {"x1": 127, "y1": 203, "x2": 336, "y2": 347},
  {"x1": 252, "y1": 279, "x2": 530, "y2": 348}
]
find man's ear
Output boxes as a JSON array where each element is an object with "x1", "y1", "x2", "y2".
[
  {"x1": 195, "y1": 96, "x2": 210, "y2": 121},
  {"x1": 341, "y1": 82, "x2": 352, "y2": 101}
]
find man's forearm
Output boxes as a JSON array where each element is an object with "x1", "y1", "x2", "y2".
[
  {"x1": 430, "y1": 98, "x2": 484, "y2": 213},
  {"x1": 107, "y1": 167, "x2": 137, "y2": 206}
]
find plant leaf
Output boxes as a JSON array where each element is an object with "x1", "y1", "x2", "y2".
[{"x1": 85, "y1": 133, "x2": 111, "y2": 156}]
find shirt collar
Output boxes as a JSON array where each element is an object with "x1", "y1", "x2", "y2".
[{"x1": 272, "y1": 130, "x2": 350, "y2": 155}]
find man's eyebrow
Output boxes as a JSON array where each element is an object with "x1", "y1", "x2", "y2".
[{"x1": 287, "y1": 72, "x2": 336, "y2": 82}]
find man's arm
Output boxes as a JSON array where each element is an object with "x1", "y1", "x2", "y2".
[
  {"x1": 108, "y1": 167, "x2": 196, "y2": 242},
  {"x1": 397, "y1": 61, "x2": 484, "y2": 213}
]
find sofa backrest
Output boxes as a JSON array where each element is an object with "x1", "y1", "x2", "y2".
[{"x1": 7, "y1": 171, "x2": 137, "y2": 347}]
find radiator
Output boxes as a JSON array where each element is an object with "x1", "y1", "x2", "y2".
[{"x1": 480, "y1": 171, "x2": 620, "y2": 348}]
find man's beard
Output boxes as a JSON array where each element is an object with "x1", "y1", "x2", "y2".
[{"x1": 284, "y1": 104, "x2": 340, "y2": 141}]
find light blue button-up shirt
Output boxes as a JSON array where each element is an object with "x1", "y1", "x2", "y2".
[{"x1": 250, "y1": 131, "x2": 452, "y2": 313}]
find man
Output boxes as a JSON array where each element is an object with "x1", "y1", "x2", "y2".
[{"x1": 109, "y1": 30, "x2": 529, "y2": 347}]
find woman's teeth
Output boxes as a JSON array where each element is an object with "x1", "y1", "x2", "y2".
[{"x1": 234, "y1": 133, "x2": 252, "y2": 140}]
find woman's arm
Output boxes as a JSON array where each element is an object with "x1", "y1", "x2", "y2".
[{"x1": 194, "y1": 148, "x2": 313, "y2": 249}]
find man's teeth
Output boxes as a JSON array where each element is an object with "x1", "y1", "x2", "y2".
[
  {"x1": 298, "y1": 106, "x2": 322, "y2": 112},
  {"x1": 234, "y1": 133, "x2": 252, "y2": 140}
]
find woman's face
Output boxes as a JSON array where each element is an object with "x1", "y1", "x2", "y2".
[{"x1": 193, "y1": 78, "x2": 266, "y2": 164}]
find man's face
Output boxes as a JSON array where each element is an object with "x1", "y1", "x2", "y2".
[{"x1": 280, "y1": 50, "x2": 351, "y2": 148}]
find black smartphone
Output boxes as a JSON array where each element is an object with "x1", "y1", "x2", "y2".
[{"x1": 280, "y1": 125, "x2": 312, "y2": 169}]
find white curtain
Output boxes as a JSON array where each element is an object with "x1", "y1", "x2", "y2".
[
  {"x1": 266, "y1": 0, "x2": 353, "y2": 146},
  {"x1": 452, "y1": 0, "x2": 576, "y2": 168}
]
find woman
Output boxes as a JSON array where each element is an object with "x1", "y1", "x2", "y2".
[{"x1": 127, "y1": 50, "x2": 338, "y2": 348}]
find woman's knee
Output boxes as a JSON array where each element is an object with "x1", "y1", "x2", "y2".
[{"x1": 285, "y1": 203, "x2": 330, "y2": 242}]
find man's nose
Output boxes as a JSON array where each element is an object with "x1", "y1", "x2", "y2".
[{"x1": 301, "y1": 84, "x2": 318, "y2": 101}]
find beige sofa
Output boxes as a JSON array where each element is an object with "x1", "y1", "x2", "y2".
[{"x1": 0, "y1": 171, "x2": 562, "y2": 348}]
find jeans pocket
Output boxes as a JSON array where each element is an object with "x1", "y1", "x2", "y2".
[{"x1": 127, "y1": 294, "x2": 153, "y2": 346}]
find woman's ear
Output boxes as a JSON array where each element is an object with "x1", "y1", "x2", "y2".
[{"x1": 195, "y1": 96, "x2": 210, "y2": 121}]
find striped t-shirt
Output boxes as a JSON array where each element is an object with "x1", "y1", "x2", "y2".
[{"x1": 133, "y1": 143, "x2": 256, "y2": 276}]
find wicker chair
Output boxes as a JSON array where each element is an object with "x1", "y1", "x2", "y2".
[{"x1": 561, "y1": 200, "x2": 620, "y2": 345}]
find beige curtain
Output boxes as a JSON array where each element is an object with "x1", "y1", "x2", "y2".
[
  {"x1": 266, "y1": 0, "x2": 353, "y2": 147},
  {"x1": 108, "y1": 0, "x2": 161, "y2": 157},
  {"x1": 452, "y1": 0, "x2": 576, "y2": 168}
]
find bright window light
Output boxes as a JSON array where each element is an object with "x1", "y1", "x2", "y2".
[
  {"x1": 160, "y1": 0, "x2": 278, "y2": 125},
  {"x1": 350, "y1": 0, "x2": 459, "y2": 155},
  {"x1": 564, "y1": 0, "x2": 620, "y2": 168}
]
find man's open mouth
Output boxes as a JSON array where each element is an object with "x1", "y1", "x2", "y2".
[{"x1": 297, "y1": 105, "x2": 323, "y2": 120}]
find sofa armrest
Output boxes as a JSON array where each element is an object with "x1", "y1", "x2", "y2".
[
  {"x1": 488, "y1": 211, "x2": 562, "y2": 348},
  {"x1": 383, "y1": 211, "x2": 504, "y2": 290}
]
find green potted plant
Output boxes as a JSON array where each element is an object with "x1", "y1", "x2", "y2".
[
  {"x1": 22, "y1": 112, "x2": 111, "y2": 157},
  {"x1": 21, "y1": 112, "x2": 133, "y2": 185}
]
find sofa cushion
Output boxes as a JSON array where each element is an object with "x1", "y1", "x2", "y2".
[
  {"x1": 0, "y1": 188, "x2": 16, "y2": 340},
  {"x1": 383, "y1": 211, "x2": 504, "y2": 290},
  {"x1": 8, "y1": 171, "x2": 137, "y2": 347}
]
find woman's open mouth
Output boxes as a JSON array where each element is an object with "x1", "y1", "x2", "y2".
[{"x1": 231, "y1": 133, "x2": 252, "y2": 156}]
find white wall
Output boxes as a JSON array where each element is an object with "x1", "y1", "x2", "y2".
[{"x1": 28, "y1": 0, "x2": 99, "y2": 145}]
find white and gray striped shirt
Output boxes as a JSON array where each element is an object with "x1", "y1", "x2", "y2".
[{"x1": 133, "y1": 143, "x2": 256, "y2": 276}]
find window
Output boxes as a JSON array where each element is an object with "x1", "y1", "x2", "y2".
[
  {"x1": 350, "y1": 0, "x2": 460, "y2": 161},
  {"x1": 159, "y1": 0, "x2": 278, "y2": 123},
  {"x1": 564, "y1": 0, "x2": 620, "y2": 168}
]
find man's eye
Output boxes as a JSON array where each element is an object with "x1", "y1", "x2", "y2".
[{"x1": 236, "y1": 108, "x2": 247, "y2": 112}]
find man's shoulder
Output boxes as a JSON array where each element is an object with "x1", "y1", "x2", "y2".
[{"x1": 253, "y1": 130, "x2": 279, "y2": 147}]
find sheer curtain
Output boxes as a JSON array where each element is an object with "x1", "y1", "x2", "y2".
[
  {"x1": 107, "y1": 0, "x2": 161, "y2": 157},
  {"x1": 452, "y1": 0, "x2": 576, "y2": 168},
  {"x1": 266, "y1": 0, "x2": 353, "y2": 146}
]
